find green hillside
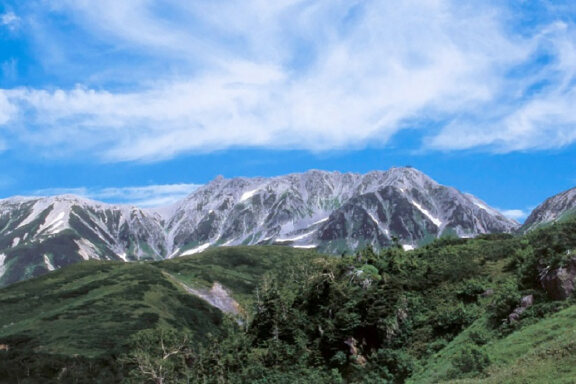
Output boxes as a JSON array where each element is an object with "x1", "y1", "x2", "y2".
[
  {"x1": 2, "y1": 221, "x2": 576, "y2": 383},
  {"x1": 0, "y1": 246, "x2": 320, "y2": 382}
]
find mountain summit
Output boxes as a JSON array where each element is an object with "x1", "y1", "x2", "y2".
[
  {"x1": 0, "y1": 167, "x2": 519, "y2": 285},
  {"x1": 521, "y1": 186, "x2": 576, "y2": 231},
  {"x1": 166, "y1": 167, "x2": 518, "y2": 255}
]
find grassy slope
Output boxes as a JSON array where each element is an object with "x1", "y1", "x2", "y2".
[
  {"x1": 449, "y1": 304, "x2": 576, "y2": 384},
  {"x1": 0, "y1": 246, "x2": 319, "y2": 358},
  {"x1": 411, "y1": 304, "x2": 576, "y2": 384},
  {"x1": 158, "y1": 246, "x2": 321, "y2": 304},
  {"x1": 408, "y1": 222, "x2": 576, "y2": 384}
]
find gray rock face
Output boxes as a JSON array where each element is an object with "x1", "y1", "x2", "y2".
[
  {"x1": 0, "y1": 195, "x2": 166, "y2": 285},
  {"x1": 508, "y1": 294, "x2": 534, "y2": 323},
  {"x1": 0, "y1": 167, "x2": 519, "y2": 286},
  {"x1": 522, "y1": 187, "x2": 576, "y2": 232},
  {"x1": 539, "y1": 256, "x2": 576, "y2": 300},
  {"x1": 166, "y1": 167, "x2": 518, "y2": 255}
]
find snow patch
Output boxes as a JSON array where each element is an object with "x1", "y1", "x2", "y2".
[
  {"x1": 117, "y1": 252, "x2": 128, "y2": 262},
  {"x1": 12, "y1": 237, "x2": 20, "y2": 247},
  {"x1": 473, "y1": 201, "x2": 489, "y2": 211},
  {"x1": 368, "y1": 212, "x2": 380, "y2": 225},
  {"x1": 39, "y1": 210, "x2": 69, "y2": 236},
  {"x1": 44, "y1": 254, "x2": 56, "y2": 271},
  {"x1": 367, "y1": 211, "x2": 391, "y2": 237},
  {"x1": 181, "y1": 243, "x2": 211, "y2": 256},
  {"x1": 402, "y1": 244, "x2": 415, "y2": 251},
  {"x1": 0, "y1": 253, "x2": 6, "y2": 278},
  {"x1": 16, "y1": 200, "x2": 50, "y2": 229},
  {"x1": 169, "y1": 248, "x2": 181, "y2": 258},
  {"x1": 276, "y1": 230, "x2": 316, "y2": 242},
  {"x1": 240, "y1": 189, "x2": 259, "y2": 202},
  {"x1": 311, "y1": 217, "x2": 329, "y2": 225},
  {"x1": 293, "y1": 244, "x2": 317, "y2": 249},
  {"x1": 75, "y1": 238, "x2": 98, "y2": 261},
  {"x1": 411, "y1": 201, "x2": 442, "y2": 227},
  {"x1": 222, "y1": 239, "x2": 236, "y2": 246}
]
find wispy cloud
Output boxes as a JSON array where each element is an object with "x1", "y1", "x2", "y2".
[
  {"x1": 0, "y1": 11, "x2": 20, "y2": 31},
  {"x1": 33, "y1": 184, "x2": 200, "y2": 207},
  {"x1": 429, "y1": 21, "x2": 576, "y2": 152},
  {"x1": 0, "y1": 1, "x2": 575, "y2": 161}
]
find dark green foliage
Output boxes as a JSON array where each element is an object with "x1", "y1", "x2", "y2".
[
  {"x1": 489, "y1": 279, "x2": 522, "y2": 325},
  {"x1": 433, "y1": 304, "x2": 479, "y2": 336},
  {"x1": 468, "y1": 329, "x2": 491, "y2": 346},
  {"x1": 511, "y1": 218, "x2": 576, "y2": 290},
  {"x1": 4, "y1": 218, "x2": 576, "y2": 383},
  {"x1": 181, "y1": 235, "x2": 524, "y2": 383},
  {"x1": 448, "y1": 345, "x2": 490, "y2": 378},
  {"x1": 456, "y1": 279, "x2": 487, "y2": 303}
]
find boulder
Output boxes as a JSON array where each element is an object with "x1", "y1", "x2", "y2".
[
  {"x1": 539, "y1": 256, "x2": 576, "y2": 300},
  {"x1": 508, "y1": 294, "x2": 534, "y2": 323}
]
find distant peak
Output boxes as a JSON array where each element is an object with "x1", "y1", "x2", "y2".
[{"x1": 387, "y1": 166, "x2": 424, "y2": 175}]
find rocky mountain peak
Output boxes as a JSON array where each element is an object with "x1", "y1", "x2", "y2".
[{"x1": 522, "y1": 186, "x2": 576, "y2": 231}]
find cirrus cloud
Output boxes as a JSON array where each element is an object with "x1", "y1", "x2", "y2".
[
  {"x1": 33, "y1": 184, "x2": 200, "y2": 208},
  {"x1": 0, "y1": 1, "x2": 575, "y2": 162}
]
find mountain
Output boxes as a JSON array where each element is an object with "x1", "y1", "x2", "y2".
[
  {"x1": 167, "y1": 167, "x2": 518, "y2": 254},
  {"x1": 0, "y1": 195, "x2": 166, "y2": 286},
  {"x1": 0, "y1": 167, "x2": 519, "y2": 286},
  {"x1": 522, "y1": 186, "x2": 576, "y2": 231}
]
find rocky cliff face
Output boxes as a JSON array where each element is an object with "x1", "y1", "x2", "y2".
[
  {"x1": 0, "y1": 167, "x2": 519, "y2": 286},
  {"x1": 0, "y1": 195, "x2": 165, "y2": 285},
  {"x1": 522, "y1": 187, "x2": 576, "y2": 232},
  {"x1": 165, "y1": 168, "x2": 518, "y2": 255}
]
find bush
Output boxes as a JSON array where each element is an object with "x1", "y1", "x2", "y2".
[
  {"x1": 489, "y1": 279, "x2": 521, "y2": 325},
  {"x1": 448, "y1": 345, "x2": 490, "y2": 378},
  {"x1": 456, "y1": 279, "x2": 487, "y2": 303},
  {"x1": 433, "y1": 304, "x2": 479, "y2": 336},
  {"x1": 468, "y1": 330, "x2": 491, "y2": 346}
]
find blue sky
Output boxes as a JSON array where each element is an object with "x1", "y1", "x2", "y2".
[{"x1": 1, "y1": 0, "x2": 576, "y2": 220}]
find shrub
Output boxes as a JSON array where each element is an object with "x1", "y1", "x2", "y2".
[
  {"x1": 448, "y1": 345, "x2": 490, "y2": 378},
  {"x1": 489, "y1": 279, "x2": 521, "y2": 325}
]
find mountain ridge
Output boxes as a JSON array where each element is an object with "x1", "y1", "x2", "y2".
[
  {"x1": 521, "y1": 186, "x2": 576, "y2": 231},
  {"x1": 0, "y1": 167, "x2": 519, "y2": 286}
]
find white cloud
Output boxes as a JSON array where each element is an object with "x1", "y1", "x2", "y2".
[
  {"x1": 33, "y1": 184, "x2": 200, "y2": 207},
  {"x1": 0, "y1": 11, "x2": 20, "y2": 31},
  {"x1": 0, "y1": 91, "x2": 16, "y2": 125},
  {"x1": 501, "y1": 209, "x2": 529, "y2": 222},
  {"x1": 0, "y1": 1, "x2": 575, "y2": 160},
  {"x1": 429, "y1": 21, "x2": 576, "y2": 152}
]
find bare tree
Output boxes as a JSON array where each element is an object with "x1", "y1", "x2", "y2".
[{"x1": 122, "y1": 328, "x2": 193, "y2": 384}]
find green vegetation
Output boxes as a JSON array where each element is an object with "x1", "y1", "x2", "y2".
[
  {"x1": 0, "y1": 246, "x2": 318, "y2": 382},
  {"x1": 2, "y1": 219, "x2": 576, "y2": 383}
]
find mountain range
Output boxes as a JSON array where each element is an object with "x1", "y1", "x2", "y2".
[{"x1": 3, "y1": 166, "x2": 574, "y2": 287}]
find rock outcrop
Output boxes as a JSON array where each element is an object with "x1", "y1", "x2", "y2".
[{"x1": 539, "y1": 256, "x2": 576, "y2": 300}]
